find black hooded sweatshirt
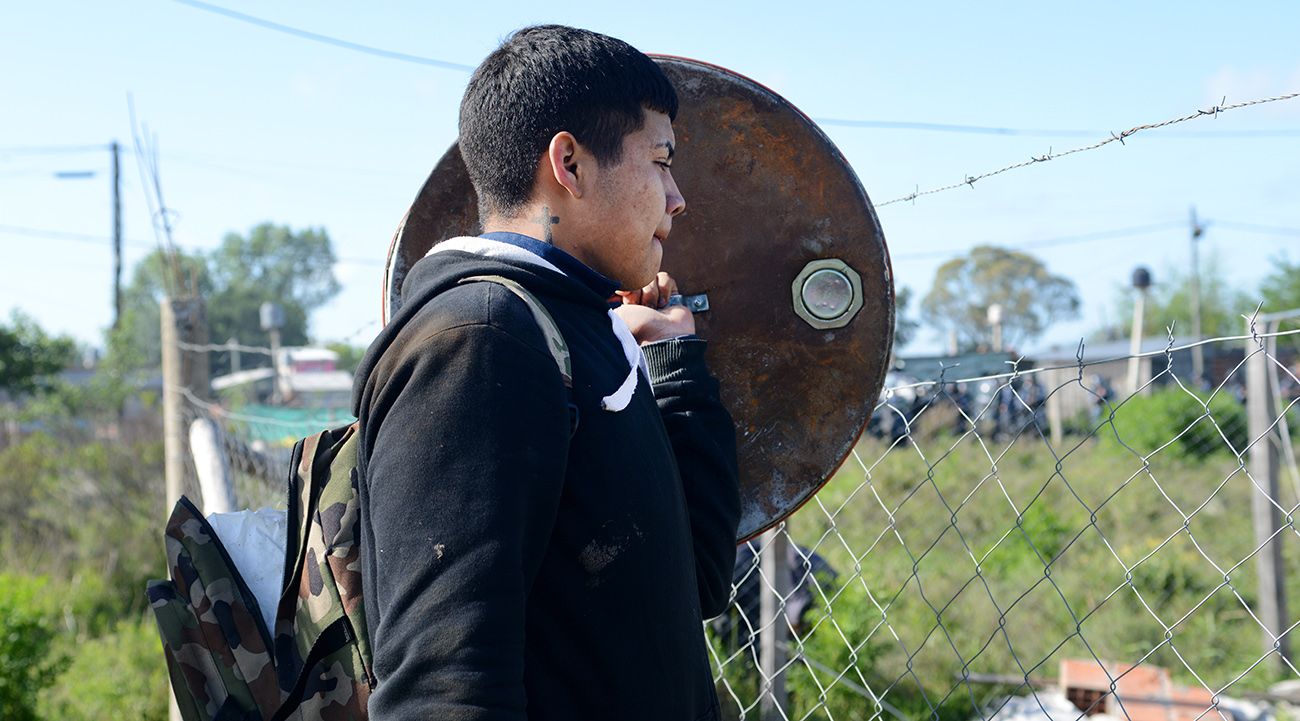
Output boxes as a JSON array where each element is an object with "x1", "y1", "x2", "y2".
[{"x1": 351, "y1": 242, "x2": 741, "y2": 720}]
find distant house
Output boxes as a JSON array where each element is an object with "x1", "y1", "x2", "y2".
[
  {"x1": 892, "y1": 350, "x2": 1024, "y2": 384},
  {"x1": 211, "y1": 346, "x2": 353, "y2": 408}
]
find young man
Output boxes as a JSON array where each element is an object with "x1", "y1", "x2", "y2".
[{"x1": 351, "y1": 25, "x2": 741, "y2": 720}]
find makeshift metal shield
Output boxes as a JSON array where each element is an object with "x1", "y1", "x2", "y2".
[{"x1": 383, "y1": 56, "x2": 894, "y2": 542}]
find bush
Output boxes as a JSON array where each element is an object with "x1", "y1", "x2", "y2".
[
  {"x1": 1108, "y1": 387, "x2": 1247, "y2": 459},
  {"x1": 0, "y1": 431, "x2": 165, "y2": 631},
  {"x1": 709, "y1": 570, "x2": 932, "y2": 721},
  {"x1": 0, "y1": 575, "x2": 66, "y2": 721},
  {"x1": 786, "y1": 579, "x2": 891, "y2": 720},
  {"x1": 0, "y1": 424, "x2": 169, "y2": 720},
  {"x1": 39, "y1": 615, "x2": 168, "y2": 721}
]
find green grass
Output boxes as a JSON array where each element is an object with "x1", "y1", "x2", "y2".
[
  {"x1": 5, "y1": 387, "x2": 1296, "y2": 720},
  {"x1": 715, "y1": 419, "x2": 1298, "y2": 720}
]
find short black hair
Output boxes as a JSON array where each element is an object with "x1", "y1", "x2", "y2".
[{"x1": 458, "y1": 25, "x2": 679, "y2": 218}]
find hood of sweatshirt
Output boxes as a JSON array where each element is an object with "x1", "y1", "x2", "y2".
[{"x1": 351, "y1": 237, "x2": 641, "y2": 417}]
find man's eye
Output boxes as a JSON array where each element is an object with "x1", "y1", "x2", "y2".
[{"x1": 655, "y1": 161, "x2": 672, "y2": 169}]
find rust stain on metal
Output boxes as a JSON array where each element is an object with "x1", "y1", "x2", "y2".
[{"x1": 383, "y1": 56, "x2": 894, "y2": 543}]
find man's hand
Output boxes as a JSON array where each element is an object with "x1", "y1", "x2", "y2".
[{"x1": 612, "y1": 271, "x2": 696, "y2": 344}]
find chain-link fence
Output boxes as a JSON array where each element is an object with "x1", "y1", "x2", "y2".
[
  {"x1": 708, "y1": 326, "x2": 1300, "y2": 721},
  {"x1": 168, "y1": 324, "x2": 1300, "y2": 721}
]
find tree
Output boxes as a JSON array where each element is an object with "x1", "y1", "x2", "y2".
[
  {"x1": 1259, "y1": 252, "x2": 1300, "y2": 350},
  {"x1": 920, "y1": 245, "x2": 1080, "y2": 352},
  {"x1": 109, "y1": 223, "x2": 341, "y2": 376},
  {"x1": 206, "y1": 224, "x2": 340, "y2": 375},
  {"x1": 1108, "y1": 251, "x2": 1252, "y2": 341},
  {"x1": 326, "y1": 342, "x2": 367, "y2": 375},
  {"x1": 1260, "y1": 253, "x2": 1300, "y2": 318},
  {"x1": 108, "y1": 248, "x2": 210, "y2": 372},
  {"x1": 0, "y1": 311, "x2": 77, "y2": 398},
  {"x1": 893, "y1": 286, "x2": 919, "y2": 350}
]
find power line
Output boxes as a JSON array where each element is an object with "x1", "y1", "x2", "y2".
[
  {"x1": 0, "y1": 145, "x2": 401, "y2": 182},
  {"x1": 338, "y1": 256, "x2": 385, "y2": 267},
  {"x1": 164, "y1": 150, "x2": 403, "y2": 178},
  {"x1": 0, "y1": 168, "x2": 91, "y2": 179},
  {"x1": 165, "y1": 2, "x2": 1298, "y2": 142},
  {"x1": 890, "y1": 221, "x2": 1187, "y2": 261},
  {"x1": 0, "y1": 224, "x2": 151, "y2": 249},
  {"x1": 0, "y1": 143, "x2": 110, "y2": 155},
  {"x1": 5, "y1": 215, "x2": 1287, "y2": 268},
  {"x1": 170, "y1": 0, "x2": 476, "y2": 72},
  {"x1": 1211, "y1": 220, "x2": 1300, "y2": 237},
  {"x1": 0, "y1": 223, "x2": 386, "y2": 266}
]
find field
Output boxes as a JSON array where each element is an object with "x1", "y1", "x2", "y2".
[
  {"x1": 712, "y1": 398, "x2": 1298, "y2": 720},
  {"x1": 2, "y1": 388, "x2": 1297, "y2": 720}
]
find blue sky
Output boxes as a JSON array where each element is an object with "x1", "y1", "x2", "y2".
[{"x1": 2, "y1": 1, "x2": 1297, "y2": 355}]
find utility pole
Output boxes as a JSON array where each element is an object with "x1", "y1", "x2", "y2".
[
  {"x1": 988, "y1": 303, "x2": 1004, "y2": 353},
  {"x1": 1127, "y1": 267, "x2": 1152, "y2": 396},
  {"x1": 760, "y1": 527, "x2": 790, "y2": 720},
  {"x1": 227, "y1": 337, "x2": 242, "y2": 374},
  {"x1": 260, "y1": 303, "x2": 285, "y2": 404},
  {"x1": 51, "y1": 141, "x2": 122, "y2": 329},
  {"x1": 111, "y1": 140, "x2": 122, "y2": 330},
  {"x1": 1246, "y1": 316, "x2": 1289, "y2": 667},
  {"x1": 1189, "y1": 206, "x2": 1205, "y2": 384},
  {"x1": 162, "y1": 299, "x2": 210, "y2": 516}
]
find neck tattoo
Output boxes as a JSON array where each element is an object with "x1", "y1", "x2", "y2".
[{"x1": 536, "y1": 206, "x2": 560, "y2": 243}]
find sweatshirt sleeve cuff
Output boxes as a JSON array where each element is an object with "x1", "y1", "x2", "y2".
[{"x1": 642, "y1": 337, "x2": 709, "y2": 385}]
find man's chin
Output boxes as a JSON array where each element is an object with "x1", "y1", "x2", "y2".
[{"x1": 621, "y1": 277, "x2": 656, "y2": 293}]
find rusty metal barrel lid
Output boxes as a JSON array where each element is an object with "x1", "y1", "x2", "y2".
[{"x1": 383, "y1": 56, "x2": 894, "y2": 542}]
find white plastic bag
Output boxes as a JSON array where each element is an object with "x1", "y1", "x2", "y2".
[{"x1": 207, "y1": 508, "x2": 287, "y2": 635}]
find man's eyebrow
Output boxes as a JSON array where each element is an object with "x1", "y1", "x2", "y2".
[{"x1": 654, "y1": 141, "x2": 675, "y2": 159}]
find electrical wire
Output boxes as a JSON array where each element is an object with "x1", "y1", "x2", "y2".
[
  {"x1": 0, "y1": 224, "x2": 152, "y2": 249},
  {"x1": 0, "y1": 144, "x2": 110, "y2": 155},
  {"x1": 1211, "y1": 220, "x2": 1300, "y2": 237},
  {"x1": 169, "y1": 0, "x2": 475, "y2": 72},
  {"x1": 166, "y1": 2, "x2": 1298, "y2": 140},
  {"x1": 890, "y1": 221, "x2": 1186, "y2": 261},
  {"x1": 8, "y1": 216, "x2": 1290, "y2": 268},
  {"x1": 0, "y1": 223, "x2": 385, "y2": 266}
]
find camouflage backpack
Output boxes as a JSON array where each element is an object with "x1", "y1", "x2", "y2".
[{"x1": 147, "y1": 275, "x2": 573, "y2": 721}]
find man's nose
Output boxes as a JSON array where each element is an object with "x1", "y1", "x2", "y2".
[{"x1": 666, "y1": 175, "x2": 686, "y2": 218}]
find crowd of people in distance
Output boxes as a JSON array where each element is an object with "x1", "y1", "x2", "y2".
[{"x1": 867, "y1": 373, "x2": 1055, "y2": 445}]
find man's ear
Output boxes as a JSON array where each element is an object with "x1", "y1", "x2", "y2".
[{"x1": 546, "y1": 131, "x2": 584, "y2": 200}]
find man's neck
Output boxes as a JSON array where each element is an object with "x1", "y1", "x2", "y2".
[{"x1": 483, "y1": 204, "x2": 562, "y2": 246}]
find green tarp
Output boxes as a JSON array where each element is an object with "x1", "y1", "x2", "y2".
[{"x1": 232, "y1": 404, "x2": 354, "y2": 446}]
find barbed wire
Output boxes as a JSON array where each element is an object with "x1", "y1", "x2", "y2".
[
  {"x1": 176, "y1": 340, "x2": 275, "y2": 356},
  {"x1": 879, "y1": 91, "x2": 1300, "y2": 208},
  {"x1": 331, "y1": 318, "x2": 382, "y2": 346},
  {"x1": 175, "y1": 321, "x2": 382, "y2": 356},
  {"x1": 815, "y1": 118, "x2": 1300, "y2": 139}
]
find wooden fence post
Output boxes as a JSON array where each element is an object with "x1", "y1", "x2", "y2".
[
  {"x1": 760, "y1": 526, "x2": 790, "y2": 719},
  {"x1": 1246, "y1": 318, "x2": 1289, "y2": 668},
  {"x1": 161, "y1": 296, "x2": 209, "y2": 721}
]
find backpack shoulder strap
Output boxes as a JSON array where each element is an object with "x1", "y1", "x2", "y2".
[{"x1": 459, "y1": 274, "x2": 572, "y2": 389}]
